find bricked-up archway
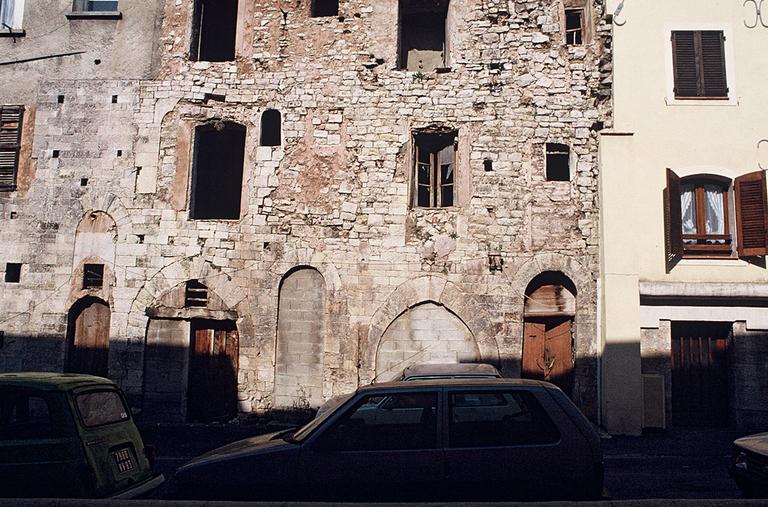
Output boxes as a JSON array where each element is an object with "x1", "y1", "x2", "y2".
[
  {"x1": 375, "y1": 301, "x2": 479, "y2": 382},
  {"x1": 365, "y1": 276, "x2": 501, "y2": 384},
  {"x1": 274, "y1": 267, "x2": 326, "y2": 408}
]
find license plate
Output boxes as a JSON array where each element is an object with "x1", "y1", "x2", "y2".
[{"x1": 111, "y1": 448, "x2": 135, "y2": 474}]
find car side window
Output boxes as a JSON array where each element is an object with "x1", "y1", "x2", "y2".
[
  {"x1": 316, "y1": 392, "x2": 438, "y2": 452},
  {"x1": 0, "y1": 391, "x2": 61, "y2": 440},
  {"x1": 448, "y1": 390, "x2": 560, "y2": 448}
]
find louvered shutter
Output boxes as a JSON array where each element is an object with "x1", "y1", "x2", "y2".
[
  {"x1": 0, "y1": 105, "x2": 24, "y2": 190},
  {"x1": 700, "y1": 31, "x2": 728, "y2": 97},
  {"x1": 664, "y1": 169, "x2": 684, "y2": 272},
  {"x1": 672, "y1": 31, "x2": 699, "y2": 98},
  {"x1": 735, "y1": 171, "x2": 768, "y2": 257}
]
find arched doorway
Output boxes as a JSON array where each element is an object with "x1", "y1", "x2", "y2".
[
  {"x1": 522, "y1": 272, "x2": 576, "y2": 395},
  {"x1": 274, "y1": 267, "x2": 326, "y2": 408},
  {"x1": 375, "y1": 302, "x2": 479, "y2": 382},
  {"x1": 66, "y1": 297, "x2": 111, "y2": 377}
]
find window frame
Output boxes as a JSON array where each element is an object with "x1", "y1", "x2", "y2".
[
  {"x1": 679, "y1": 176, "x2": 733, "y2": 257},
  {"x1": 669, "y1": 27, "x2": 733, "y2": 103},
  {"x1": 0, "y1": 0, "x2": 25, "y2": 33},
  {"x1": 564, "y1": 8, "x2": 584, "y2": 46},
  {"x1": 0, "y1": 105, "x2": 23, "y2": 191},
  {"x1": 72, "y1": 0, "x2": 118, "y2": 12},
  {"x1": 412, "y1": 129, "x2": 458, "y2": 209}
]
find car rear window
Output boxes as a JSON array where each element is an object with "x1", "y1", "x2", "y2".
[
  {"x1": 448, "y1": 390, "x2": 560, "y2": 448},
  {"x1": 0, "y1": 390, "x2": 64, "y2": 440},
  {"x1": 75, "y1": 390, "x2": 130, "y2": 427}
]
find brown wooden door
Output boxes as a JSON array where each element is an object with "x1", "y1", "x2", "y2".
[
  {"x1": 522, "y1": 317, "x2": 574, "y2": 395},
  {"x1": 671, "y1": 321, "x2": 730, "y2": 427},
  {"x1": 187, "y1": 319, "x2": 239, "y2": 422},
  {"x1": 66, "y1": 298, "x2": 110, "y2": 377}
]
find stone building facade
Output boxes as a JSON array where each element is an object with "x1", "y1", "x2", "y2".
[{"x1": 1, "y1": 0, "x2": 612, "y2": 423}]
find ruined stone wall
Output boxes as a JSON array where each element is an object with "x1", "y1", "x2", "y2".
[{"x1": 0, "y1": 0, "x2": 612, "y2": 422}]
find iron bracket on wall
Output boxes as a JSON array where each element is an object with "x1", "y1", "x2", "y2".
[{"x1": 744, "y1": 0, "x2": 768, "y2": 28}]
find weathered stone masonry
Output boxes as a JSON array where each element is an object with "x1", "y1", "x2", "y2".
[{"x1": 0, "y1": 0, "x2": 612, "y2": 422}]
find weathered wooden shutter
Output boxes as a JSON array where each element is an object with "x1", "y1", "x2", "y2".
[
  {"x1": 700, "y1": 31, "x2": 728, "y2": 97},
  {"x1": 664, "y1": 168, "x2": 684, "y2": 272},
  {"x1": 672, "y1": 31, "x2": 728, "y2": 98},
  {"x1": 672, "y1": 31, "x2": 699, "y2": 97},
  {"x1": 0, "y1": 105, "x2": 23, "y2": 190},
  {"x1": 735, "y1": 170, "x2": 768, "y2": 256}
]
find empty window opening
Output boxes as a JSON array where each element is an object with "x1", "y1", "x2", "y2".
[
  {"x1": 80, "y1": 178, "x2": 88, "y2": 186},
  {"x1": 57, "y1": 95, "x2": 65, "y2": 104},
  {"x1": 136, "y1": 234, "x2": 145, "y2": 244},
  {"x1": 111, "y1": 95, "x2": 118, "y2": 103},
  {"x1": 82, "y1": 263, "x2": 104, "y2": 288},
  {"x1": 311, "y1": 0, "x2": 338, "y2": 17},
  {"x1": 483, "y1": 159, "x2": 493, "y2": 172},
  {"x1": 413, "y1": 128, "x2": 457, "y2": 208},
  {"x1": 190, "y1": 121, "x2": 246, "y2": 220},
  {"x1": 565, "y1": 9, "x2": 583, "y2": 45},
  {"x1": 116, "y1": 150, "x2": 122, "y2": 157},
  {"x1": 189, "y1": 0, "x2": 238, "y2": 62},
  {"x1": 5, "y1": 263, "x2": 21, "y2": 283},
  {"x1": 260, "y1": 109, "x2": 281, "y2": 147},
  {"x1": 52, "y1": 150, "x2": 60, "y2": 158},
  {"x1": 399, "y1": 0, "x2": 449, "y2": 71},
  {"x1": 546, "y1": 143, "x2": 570, "y2": 181},
  {"x1": 73, "y1": 0, "x2": 118, "y2": 11},
  {"x1": 9, "y1": 211, "x2": 17, "y2": 219},
  {"x1": 185, "y1": 280, "x2": 208, "y2": 307}
]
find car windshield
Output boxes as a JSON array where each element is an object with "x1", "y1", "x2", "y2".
[
  {"x1": 290, "y1": 392, "x2": 355, "y2": 442},
  {"x1": 75, "y1": 390, "x2": 130, "y2": 428}
]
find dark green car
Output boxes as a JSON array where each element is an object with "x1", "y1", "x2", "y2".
[{"x1": 0, "y1": 373, "x2": 163, "y2": 498}]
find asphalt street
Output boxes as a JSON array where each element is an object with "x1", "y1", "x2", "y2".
[{"x1": 139, "y1": 422, "x2": 748, "y2": 501}]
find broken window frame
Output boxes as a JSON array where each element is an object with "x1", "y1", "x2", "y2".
[
  {"x1": 412, "y1": 129, "x2": 457, "y2": 208},
  {"x1": 564, "y1": 8, "x2": 584, "y2": 46},
  {"x1": 545, "y1": 143, "x2": 571, "y2": 182},
  {"x1": 82, "y1": 263, "x2": 105, "y2": 289},
  {"x1": 189, "y1": 0, "x2": 238, "y2": 62},
  {"x1": 0, "y1": 105, "x2": 23, "y2": 192},
  {"x1": 310, "y1": 0, "x2": 338, "y2": 17}
]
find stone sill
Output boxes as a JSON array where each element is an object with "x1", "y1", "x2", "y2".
[
  {"x1": 66, "y1": 11, "x2": 122, "y2": 20},
  {"x1": 0, "y1": 30, "x2": 25, "y2": 37}
]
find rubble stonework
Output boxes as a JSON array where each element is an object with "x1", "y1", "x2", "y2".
[{"x1": 0, "y1": 0, "x2": 612, "y2": 422}]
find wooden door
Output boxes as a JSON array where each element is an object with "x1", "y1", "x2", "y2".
[
  {"x1": 66, "y1": 298, "x2": 110, "y2": 377},
  {"x1": 671, "y1": 321, "x2": 730, "y2": 427},
  {"x1": 522, "y1": 317, "x2": 574, "y2": 395},
  {"x1": 187, "y1": 319, "x2": 239, "y2": 422}
]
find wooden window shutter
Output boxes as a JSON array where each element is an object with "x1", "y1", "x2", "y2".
[
  {"x1": 0, "y1": 105, "x2": 23, "y2": 190},
  {"x1": 672, "y1": 31, "x2": 699, "y2": 98},
  {"x1": 699, "y1": 31, "x2": 728, "y2": 97},
  {"x1": 664, "y1": 168, "x2": 684, "y2": 272},
  {"x1": 735, "y1": 170, "x2": 768, "y2": 257}
]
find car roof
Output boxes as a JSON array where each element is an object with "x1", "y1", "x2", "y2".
[
  {"x1": 359, "y1": 377, "x2": 553, "y2": 393},
  {"x1": 0, "y1": 372, "x2": 116, "y2": 392},
  {"x1": 401, "y1": 362, "x2": 501, "y2": 378}
]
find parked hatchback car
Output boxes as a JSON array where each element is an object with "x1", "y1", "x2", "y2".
[
  {"x1": 731, "y1": 432, "x2": 768, "y2": 497},
  {"x1": 170, "y1": 379, "x2": 603, "y2": 501},
  {"x1": 0, "y1": 373, "x2": 163, "y2": 498}
]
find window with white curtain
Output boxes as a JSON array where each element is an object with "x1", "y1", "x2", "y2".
[
  {"x1": 679, "y1": 178, "x2": 731, "y2": 255},
  {"x1": 0, "y1": 0, "x2": 24, "y2": 30}
]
